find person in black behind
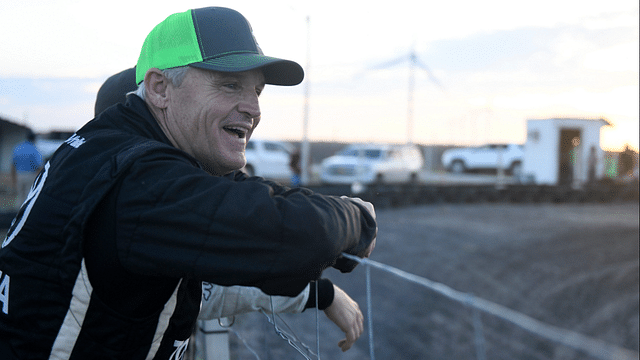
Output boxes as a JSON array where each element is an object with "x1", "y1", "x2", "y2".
[{"x1": 0, "y1": 7, "x2": 376, "y2": 360}]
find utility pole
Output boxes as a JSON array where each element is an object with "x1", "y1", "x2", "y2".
[
  {"x1": 366, "y1": 46, "x2": 444, "y2": 152},
  {"x1": 407, "y1": 50, "x2": 416, "y2": 145},
  {"x1": 300, "y1": 15, "x2": 311, "y2": 186}
]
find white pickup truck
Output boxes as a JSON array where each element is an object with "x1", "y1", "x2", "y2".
[
  {"x1": 441, "y1": 144, "x2": 524, "y2": 175},
  {"x1": 242, "y1": 139, "x2": 293, "y2": 182}
]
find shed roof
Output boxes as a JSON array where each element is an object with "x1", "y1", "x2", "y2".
[{"x1": 528, "y1": 117, "x2": 612, "y2": 127}]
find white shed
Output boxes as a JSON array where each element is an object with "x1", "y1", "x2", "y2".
[{"x1": 523, "y1": 118, "x2": 611, "y2": 187}]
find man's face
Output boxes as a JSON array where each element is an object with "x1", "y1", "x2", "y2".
[{"x1": 162, "y1": 67, "x2": 265, "y2": 175}]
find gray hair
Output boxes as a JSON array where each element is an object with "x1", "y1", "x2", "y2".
[{"x1": 133, "y1": 66, "x2": 190, "y2": 100}]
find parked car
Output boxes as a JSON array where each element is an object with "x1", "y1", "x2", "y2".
[
  {"x1": 242, "y1": 139, "x2": 293, "y2": 182},
  {"x1": 320, "y1": 143, "x2": 424, "y2": 185},
  {"x1": 441, "y1": 143, "x2": 524, "y2": 175}
]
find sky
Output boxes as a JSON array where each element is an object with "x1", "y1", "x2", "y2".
[{"x1": 0, "y1": 0, "x2": 638, "y2": 151}]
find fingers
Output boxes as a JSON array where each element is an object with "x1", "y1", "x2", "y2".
[
  {"x1": 339, "y1": 312, "x2": 364, "y2": 351},
  {"x1": 338, "y1": 339, "x2": 347, "y2": 351},
  {"x1": 341, "y1": 196, "x2": 377, "y2": 259},
  {"x1": 341, "y1": 196, "x2": 376, "y2": 220},
  {"x1": 346, "y1": 301, "x2": 364, "y2": 351},
  {"x1": 341, "y1": 331, "x2": 356, "y2": 351},
  {"x1": 364, "y1": 237, "x2": 376, "y2": 258},
  {"x1": 339, "y1": 327, "x2": 358, "y2": 351}
]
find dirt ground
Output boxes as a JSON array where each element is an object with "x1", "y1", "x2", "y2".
[{"x1": 227, "y1": 202, "x2": 639, "y2": 360}]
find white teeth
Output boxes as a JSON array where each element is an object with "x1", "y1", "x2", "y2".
[{"x1": 225, "y1": 126, "x2": 248, "y2": 138}]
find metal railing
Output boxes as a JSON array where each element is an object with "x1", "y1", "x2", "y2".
[{"x1": 340, "y1": 253, "x2": 639, "y2": 360}]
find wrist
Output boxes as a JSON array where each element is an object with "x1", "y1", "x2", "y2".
[{"x1": 304, "y1": 278, "x2": 335, "y2": 310}]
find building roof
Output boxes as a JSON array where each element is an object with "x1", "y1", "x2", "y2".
[
  {"x1": 528, "y1": 117, "x2": 612, "y2": 127},
  {"x1": 0, "y1": 114, "x2": 29, "y2": 129}
]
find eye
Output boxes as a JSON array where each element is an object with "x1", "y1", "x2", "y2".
[{"x1": 224, "y1": 82, "x2": 239, "y2": 90}]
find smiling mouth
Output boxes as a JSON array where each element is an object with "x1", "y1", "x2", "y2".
[{"x1": 224, "y1": 126, "x2": 248, "y2": 139}]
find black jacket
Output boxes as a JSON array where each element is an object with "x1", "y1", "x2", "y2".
[{"x1": 0, "y1": 95, "x2": 376, "y2": 359}]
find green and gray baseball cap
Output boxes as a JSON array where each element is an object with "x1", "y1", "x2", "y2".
[{"x1": 136, "y1": 7, "x2": 304, "y2": 86}]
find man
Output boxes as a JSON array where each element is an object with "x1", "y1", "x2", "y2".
[
  {"x1": 0, "y1": 7, "x2": 376, "y2": 360},
  {"x1": 95, "y1": 66, "x2": 367, "y2": 353},
  {"x1": 10, "y1": 130, "x2": 43, "y2": 207},
  {"x1": 289, "y1": 146, "x2": 302, "y2": 187},
  {"x1": 618, "y1": 144, "x2": 637, "y2": 178}
]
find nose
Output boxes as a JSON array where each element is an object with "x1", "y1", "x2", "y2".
[{"x1": 238, "y1": 91, "x2": 261, "y2": 120}]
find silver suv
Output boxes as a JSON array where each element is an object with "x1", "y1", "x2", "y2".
[
  {"x1": 320, "y1": 143, "x2": 424, "y2": 185},
  {"x1": 441, "y1": 143, "x2": 523, "y2": 175}
]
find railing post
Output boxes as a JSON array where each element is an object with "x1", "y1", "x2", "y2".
[
  {"x1": 465, "y1": 294, "x2": 487, "y2": 360},
  {"x1": 315, "y1": 281, "x2": 321, "y2": 360},
  {"x1": 365, "y1": 264, "x2": 375, "y2": 360},
  {"x1": 472, "y1": 307, "x2": 487, "y2": 360},
  {"x1": 199, "y1": 319, "x2": 230, "y2": 360}
]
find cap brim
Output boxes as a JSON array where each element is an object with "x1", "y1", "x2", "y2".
[{"x1": 189, "y1": 54, "x2": 304, "y2": 86}]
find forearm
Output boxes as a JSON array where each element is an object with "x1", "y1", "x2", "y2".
[
  {"x1": 198, "y1": 278, "x2": 335, "y2": 320},
  {"x1": 199, "y1": 283, "x2": 309, "y2": 320},
  {"x1": 117, "y1": 162, "x2": 376, "y2": 296}
]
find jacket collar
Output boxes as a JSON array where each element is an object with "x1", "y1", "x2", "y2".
[{"x1": 88, "y1": 94, "x2": 173, "y2": 147}]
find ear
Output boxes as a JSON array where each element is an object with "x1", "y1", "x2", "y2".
[{"x1": 144, "y1": 68, "x2": 170, "y2": 109}]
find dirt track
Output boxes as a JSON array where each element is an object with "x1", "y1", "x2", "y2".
[{"x1": 228, "y1": 202, "x2": 639, "y2": 359}]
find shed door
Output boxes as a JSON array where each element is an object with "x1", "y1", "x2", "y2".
[{"x1": 559, "y1": 129, "x2": 581, "y2": 186}]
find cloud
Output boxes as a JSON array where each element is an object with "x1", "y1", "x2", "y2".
[
  {"x1": 583, "y1": 42, "x2": 640, "y2": 72},
  {"x1": 580, "y1": 7, "x2": 640, "y2": 30},
  {"x1": 493, "y1": 86, "x2": 638, "y2": 118}
]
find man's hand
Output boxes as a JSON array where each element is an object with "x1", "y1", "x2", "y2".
[
  {"x1": 342, "y1": 196, "x2": 377, "y2": 257},
  {"x1": 323, "y1": 285, "x2": 364, "y2": 352}
]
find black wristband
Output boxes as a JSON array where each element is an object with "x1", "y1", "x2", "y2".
[{"x1": 304, "y1": 278, "x2": 335, "y2": 310}]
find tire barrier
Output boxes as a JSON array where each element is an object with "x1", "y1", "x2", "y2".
[{"x1": 309, "y1": 181, "x2": 639, "y2": 209}]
